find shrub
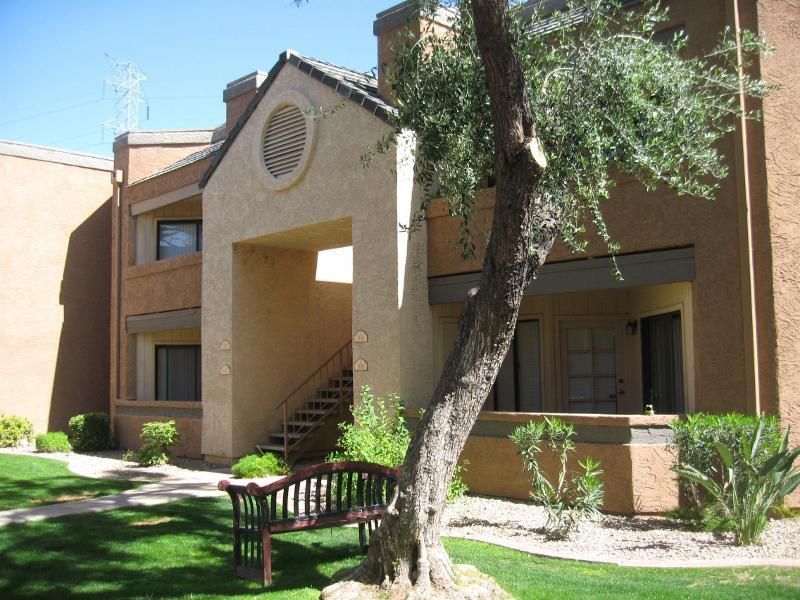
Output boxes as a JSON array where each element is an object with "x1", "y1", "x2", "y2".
[
  {"x1": 510, "y1": 417, "x2": 604, "y2": 540},
  {"x1": 138, "y1": 420, "x2": 180, "y2": 466},
  {"x1": 670, "y1": 413, "x2": 782, "y2": 515},
  {"x1": 232, "y1": 453, "x2": 291, "y2": 478},
  {"x1": 328, "y1": 386, "x2": 469, "y2": 502},
  {"x1": 674, "y1": 422, "x2": 800, "y2": 545},
  {"x1": 35, "y1": 432, "x2": 72, "y2": 453},
  {"x1": 68, "y1": 413, "x2": 113, "y2": 451},
  {"x1": 0, "y1": 414, "x2": 33, "y2": 447}
]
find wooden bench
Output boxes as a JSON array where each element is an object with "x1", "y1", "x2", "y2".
[{"x1": 218, "y1": 461, "x2": 399, "y2": 585}]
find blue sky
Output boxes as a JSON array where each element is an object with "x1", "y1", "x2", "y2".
[{"x1": 0, "y1": 0, "x2": 391, "y2": 156}]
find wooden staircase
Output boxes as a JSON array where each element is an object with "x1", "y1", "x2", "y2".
[{"x1": 257, "y1": 341, "x2": 353, "y2": 461}]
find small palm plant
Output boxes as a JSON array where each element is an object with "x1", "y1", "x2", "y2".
[
  {"x1": 510, "y1": 417, "x2": 604, "y2": 539},
  {"x1": 673, "y1": 423, "x2": 800, "y2": 545}
]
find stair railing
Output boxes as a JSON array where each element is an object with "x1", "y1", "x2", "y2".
[{"x1": 274, "y1": 340, "x2": 353, "y2": 458}]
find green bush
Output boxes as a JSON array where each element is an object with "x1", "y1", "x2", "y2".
[
  {"x1": 510, "y1": 417, "x2": 604, "y2": 540},
  {"x1": 670, "y1": 413, "x2": 782, "y2": 514},
  {"x1": 68, "y1": 413, "x2": 113, "y2": 452},
  {"x1": 138, "y1": 420, "x2": 180, "y2": 466},
  {"x1": 35, "y1": 432, "x2": 72, "y2": 453},
  {"x1": 674, "y1": 422, "x2": 800, "y2": 545},
  {"x1": 232, "y1": 453, "x2": 291, "y2": 478},
  {"x1": 0, "y1": 414, "x2": 33, "y2": 447},
  {"x1": 328, "y1": 386, "x2": 469, "y2": 502}
]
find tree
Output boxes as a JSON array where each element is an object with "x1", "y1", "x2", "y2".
[{"x1": 316, "y1": 1, "x2": 769, "y2": 597}]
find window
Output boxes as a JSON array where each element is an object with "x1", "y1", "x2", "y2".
[
  {"x1": 157, "y1": 220, "x2": 202, "y2": 260},
  {"x1": 485, "y1": 320, "x2": 542, "y2": 412},
  {"x1": 155, "y1": 345, "x2": 201, "y2": 401}
]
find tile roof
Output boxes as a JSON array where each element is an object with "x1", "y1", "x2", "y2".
[
  {"x1": 200, "y1": 50, "x2": 393, "y2": 188},
  {"x1": 130, "y1": 140, "x2": 225, "y2": 186}
]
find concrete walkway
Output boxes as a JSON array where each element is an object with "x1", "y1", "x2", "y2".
[{"x1": 0, "y1": 450, "x2": 282, "y2": 527}]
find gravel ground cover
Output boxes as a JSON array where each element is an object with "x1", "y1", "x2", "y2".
[{"x1": 443, "y1": 495, "x2": 800, "y2": 566}]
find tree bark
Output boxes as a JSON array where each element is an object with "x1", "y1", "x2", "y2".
[{"x1": 324, "y1": 1, "x2": 558, "y2": 596}]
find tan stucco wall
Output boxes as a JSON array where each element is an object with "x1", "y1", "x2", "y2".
[
  {"x1": 0, "y1": 152, "x2": 111, "y2": 433},
  {"x1": 458, "y1": 413, "x2": 678, "y2": 514},
  {"x1": 202, "y1": 65, "x2": 432, "y2": 460},
  {"x1": 230, "y1": 244, "x2": 352, "y2": 457}
]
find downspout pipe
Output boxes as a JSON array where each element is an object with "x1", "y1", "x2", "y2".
[{"x1": 731, "y1": 0, "x2": 761, "y2": 415}]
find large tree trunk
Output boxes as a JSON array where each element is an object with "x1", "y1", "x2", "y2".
[{"x1": 323, "y1": 1, "x2": 557, "y2": 597}]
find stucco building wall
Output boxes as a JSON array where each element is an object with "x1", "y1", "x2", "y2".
[
  {"x1": 202, "y1": 65, "x2": 432, "y2": 461},
  {"x1": 0, "y1": 143, "x2": 112, "y2": 433}
]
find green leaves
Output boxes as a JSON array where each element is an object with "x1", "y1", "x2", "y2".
[
  {"x1": 387, "y1": 0, "x2": 770, "y2": 261},
  {"x1": 510, "y1": 417, "x2": 604, "y2": 539},
  {"x1": 672, "y1": 421, "x2": 800, "y2": 545}
]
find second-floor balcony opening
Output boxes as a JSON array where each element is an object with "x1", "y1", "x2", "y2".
[{"x1": 158, "y1": 220, "x2": 203, "y2": 261}]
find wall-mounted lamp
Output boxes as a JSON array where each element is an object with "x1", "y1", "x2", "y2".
[{"x1": 625, "y1": 320, "x2": 638, "y2": 336}]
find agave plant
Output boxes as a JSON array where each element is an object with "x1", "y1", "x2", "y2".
[{"x1": 673, "y1": 422, "x2": 800, "y2": 545}]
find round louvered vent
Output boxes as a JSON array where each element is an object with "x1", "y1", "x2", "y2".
[{"x1": 261, "y1": 105, "x2": 307, "y2": 178}]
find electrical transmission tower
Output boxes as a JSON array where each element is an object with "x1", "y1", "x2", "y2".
[{"x1": 103, "y1": 54, "x2": 149, "y2": 136}]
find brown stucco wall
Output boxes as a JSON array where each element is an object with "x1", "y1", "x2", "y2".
[
  {"x1": 0, "y1": 150, "x2": 111, "y2": 433},
  {"x1": 458, "y1": 413, "x2": 678, "y2": 514},
  {"x1": 427, "y1": 0, "x2": 752, "y2": 417},
  {"x1": 114, "y1": 407, "x2": 202, "y2": 459},
  {"x1": 124, "y1": 254, "x2": 202, "y2": 316},
  {"x1": 755, "y1": 0, "x2": 800, "y2": 507}
]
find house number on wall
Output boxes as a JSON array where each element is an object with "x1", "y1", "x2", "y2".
[
  {"x1": 353, "y1": 330, "x2": 368, "y2": 343},
  {"x1": 354, "y1": 359, "x2": 368, "y2": 372},
  {"x1": 220, "y1": 340, "x2": 231, "y2": 351},
  {"x1": 220, "y1": 364, "x2": 231, "y2": 376}
]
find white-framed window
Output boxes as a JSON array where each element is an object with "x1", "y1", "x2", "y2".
[{"x1": 157, "y1": 220, "x2": 202, "y2": 260}]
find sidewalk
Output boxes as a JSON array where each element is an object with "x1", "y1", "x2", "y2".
[{"x1": 0, "y1": 450, "x2": 283, "y2": 527}]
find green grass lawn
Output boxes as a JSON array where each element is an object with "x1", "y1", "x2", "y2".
[
  {"x1": 1, "y1": 495, "x2": 798, "y2": 599},
  {"x1": 0, "y1": 454, "x2": 140, "y2": 511}
]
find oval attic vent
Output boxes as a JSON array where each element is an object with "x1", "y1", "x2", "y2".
[{"x1": 262, "y1": 105, "x2": 307, "y2": 178}]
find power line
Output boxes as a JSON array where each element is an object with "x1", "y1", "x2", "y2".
[{"x1": 0, "y1": 98, "x2": 106, "y2": 127}]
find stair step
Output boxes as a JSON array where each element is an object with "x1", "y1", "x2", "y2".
[
  {"x1": 296, "y1": 408, "x2": 329, "y2": 416},
  {"x1": 317, "y1": 387, "x2": 352, "y2": 395},
  {"x1": 269, "y1": 430, "x2": 304, "y2": 440},
  {"x1": 257, "y1": 443, "x2": 291, "y2": 453},
  {"x1": 285, "y1": 419, "x2": 321, "y2": 428}
]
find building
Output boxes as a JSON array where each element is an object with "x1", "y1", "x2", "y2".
[
  {"x1": 0, "y1": 141, "x2": 112, "y2": 433},
  {"x1": 108, "y1": 0, "x2": 800, "y2": 513}
]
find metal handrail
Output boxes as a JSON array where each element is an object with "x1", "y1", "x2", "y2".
[{"x1": 275, "y1": 340, "x2": 353, "y2": 458}]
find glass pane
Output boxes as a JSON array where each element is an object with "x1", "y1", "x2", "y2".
[
  {"x1": 567, "y1": 328, "x2": 591, "y2": 351},
  {"x1": 157, "y1": 346, "x2": 199, "y2": 401},
  {"x1": 593, "y1": 352, "x2": 615, "y2": 376},
  {"x1": 594, "y1": 377, "x2": 617, "y2": 402},
  {"x1": 516, "y1": 321, "x2": 542, "y2": 412},
  {"x1": 592, "y1": 327, "x2": 615, "y2": 350},
  {"x1": 568, "y1": 400, "x2": 593, "y2": 414},
  {"x1": 495, "y1": 349, "x2": 515, "y2": 412},
  {"x1": 568, "y1": 377, "x2": 592, "y2": 401},
  {"x1": 158, "y1": 222, "x2": 199, "y2": 260},
  {"x1": 568, "y1": 352, "x2": 592, "y2": 376}
]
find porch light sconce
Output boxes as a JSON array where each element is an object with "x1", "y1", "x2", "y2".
[{"x1": 625, "y1": 320, "x2": 638, "y2": 336}]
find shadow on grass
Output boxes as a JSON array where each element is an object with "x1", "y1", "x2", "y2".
[
  {"x1": 0, "y1": 496, "x2": 362, "y2": 599},
  {"x1": 0, "y1": 465, "x2": 141, "y2": 510}
]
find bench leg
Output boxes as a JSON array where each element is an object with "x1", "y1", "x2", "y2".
[
  {"x1": 262, "y1": 530, "x2": 272, "y2": 586},
  {"x1": 358, "y1": 522, "x2": 367, "y2": 553}
]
